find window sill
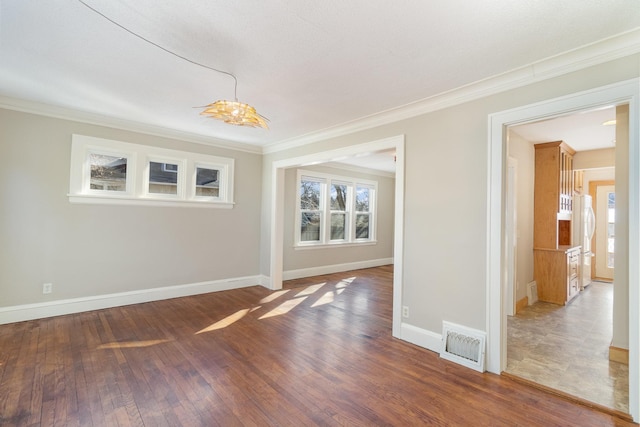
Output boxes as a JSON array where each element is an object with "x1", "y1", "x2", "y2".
[
  {"x1": 68, "y1": 194, "x2": 234, "y2": 209},
  {"x1": 294, "y1": 241, "x2": 377, "y2": 250}
]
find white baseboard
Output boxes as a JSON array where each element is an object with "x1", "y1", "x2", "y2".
[
  {"x1": 282, "y1": 258, "x2": 393, "y2": 281},
  {"x1": 400, "y1": 322, "x2": 442, "y2": 353},
  {"x1": 258, "y1": 275, "x2": 272, "y2": 289},
  {"x1": 0, "y1": 275, "x2": 260, "y2": 325}
]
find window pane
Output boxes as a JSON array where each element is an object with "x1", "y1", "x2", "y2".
[
  {"x1": 149, "y1": 162, "x2": 178, "y2": 195},
  {"x1": 196, "y1": 167, "x2": 219, "y2": 197},
  {"x1": 301, "y1": 213, "x2": 321, "y2": 242},
  {"x1": 331, "y1": 213, "x2": 346, "y2": 240},
  {"x1": 355, "y1": 213, "x2": 370, "y2": 239},
  {"x1": 89, "y1": 153, "x2": 127, "y2": 192},
  {"x1": 300, "y1": 180, "x2": 321, "y2": 210},
  {"x1": 356, "y1": 187, "x2": 370, "y2": 212},
  {"x1": 330, "y1": 184, "x2": 347, "y2": 211}
]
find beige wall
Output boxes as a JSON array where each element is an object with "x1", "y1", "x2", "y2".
[
  {"x1": 261, "y1": 54, "x2": 639, "y2": 334},
  {"x1": 282, "y1": 165, "x2": 394, "y2": 272},
  {"x1": 574, "y1": 147, "x2": 616, "y2": 170},
  {"x1": 507, "y1": 130, "x2": 535, "y2": 303},
  {"x1": 0, "y1": 109, "x2": 263, "y2": 307}
]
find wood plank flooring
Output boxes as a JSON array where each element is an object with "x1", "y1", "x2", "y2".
[{"x1": 0, "y1": 265, "x2": 635, "y2": 426}]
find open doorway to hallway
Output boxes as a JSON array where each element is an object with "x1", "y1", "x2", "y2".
[{"x1": 503, "y1": 104, "x2": 627, "y2": 413}]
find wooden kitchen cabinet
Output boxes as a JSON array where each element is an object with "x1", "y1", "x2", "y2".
[
  {"x1": 534, "y1": 141, "x2": 576, "y2": 249},
  {"x1": 533, "y1": 246, "x2": 581, "y2": 305}
]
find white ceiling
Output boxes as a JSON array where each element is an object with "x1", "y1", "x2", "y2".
[
  {"x1": 511, "y1": 106, "x2": 617, "y2": 152},
  {"x1": 1, "y1": 1, "x2": 639, "y2": 152}
]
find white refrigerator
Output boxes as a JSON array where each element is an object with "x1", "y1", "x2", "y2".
[{"x1": 573, "y1": 194, "x2": 596, "y2": 290}]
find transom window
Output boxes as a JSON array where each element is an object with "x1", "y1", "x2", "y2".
[
  {"x1": 69, "y1": 134, "x2": 234, "y2": 208},
  {"x1": 295, "y1": 170, "x2": 377, "y2": 247}
]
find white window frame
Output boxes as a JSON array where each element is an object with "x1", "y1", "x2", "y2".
[
  {"x1": 192, "y1": 162, "x2": 226, "y2": 201},
  {"x1": 295, "y1": 169, "x2": 377, "y2": 249},
  {"x1": 69, "y1": 134, "x2": 234, "y2": 208},
  {"x1": 353, "y1": 183, "x2": 376, "y2": 242},
  {"x1": 144, "y1": 156, "x2": 186, "y2": 200},
  {"x1": 329, "y1": 179, "x2": 351, "y2": 242}
]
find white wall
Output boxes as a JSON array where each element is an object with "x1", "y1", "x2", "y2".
[
  {"x1": 282, "y1": 165, "x2": 394, "y2": 275},
  {"x1": 507, "y1": 130, "x2": 535, "y2": 303},
  {"x1": 0, "y1": 109, "x2": 263, "y2": 309}
]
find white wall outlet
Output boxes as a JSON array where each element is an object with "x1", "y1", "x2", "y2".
[
  {"x1": 402, "y1": 305, "x2": 409, "y2": 318},
  {"x1": 42, "y1": 283, "x2": 53, "y2": 294}
]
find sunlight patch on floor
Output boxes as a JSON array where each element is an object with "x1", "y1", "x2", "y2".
[
  {"x1": 97, "y1": 339, "x2": 170, "y2": 349},
  {"x1": 260, "y1": 289, "x2": 290, "y2": 303},
  {"x1": 259, "y1": 296, "x2": 307, "y2": 319},
  {"x1": 196, "y1": 308, "x2": 250, "y2": 334},
  {"x1": 336, "y1": 277, "x2": 356, "y2": 288},
  {"x1": 295, "y1": 283, "x2": 326, "y2": 297},
  {"x1": 311, "y1": 291, "x2": 334, "y2": 307}
]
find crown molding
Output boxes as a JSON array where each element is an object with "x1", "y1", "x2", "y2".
[
  {"x1": 0, "y1": 96, "x2": 263, "y2": 155},
  {"x1": 263, "y1": 28, "x2": 640, "y2": 155},
  {"x1": 322, "y1": 161, "x2": 396, "y2": 178}
]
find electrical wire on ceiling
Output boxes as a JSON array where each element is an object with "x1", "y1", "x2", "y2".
[{"x1": 75, "y1": 0, "x2": 269, "y2": 128}]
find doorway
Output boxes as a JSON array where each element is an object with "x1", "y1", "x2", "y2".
[
  {"x1": 269, "y1": 135, "x2": 405, "y2": 338},
  {"x1": 487, "y1": 79, "x2": 640, "y2": 421},
  {"x1": 592, "y1": 181, "x2": 616, "y2": 281}
]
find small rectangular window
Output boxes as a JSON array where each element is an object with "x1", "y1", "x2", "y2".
[
  {"x1": 330, "y1": 183, "x2": 348, "y2": 241},
  {"x1": 300, "y1": 178, "x2": 323, "y2": 242},
  {"x1": 301, "y1": 212, "x2": 321, "y2": 242},
  {"x1": 195, "y1": 167, "x2": 220, "y2": 197},
  {"x1": 163, "y1": 163, "x2": 178, "y2": 173},
  {"x1": 89, "y1": 153, "x2": 127, "y2": 192},
  {"x1": 355, "y1": 186, "x2": 371, "y2": 239},
  {"x1": 149, "y1": 161, "x2": 178, "y2": 195},
  {"x1": 70, "y1": 134, "x2": 235, "y2": 208}
]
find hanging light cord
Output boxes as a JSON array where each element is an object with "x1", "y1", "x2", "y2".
[{"x1": 76, "y1": 0, "x2": 239, "y2": 100}]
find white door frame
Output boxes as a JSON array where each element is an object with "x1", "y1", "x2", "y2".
[
  {"x1": 505, "y1": 156, "x2": 517, "y2": 316},
  {"x1": 487, "y1": 79, "x2": 640, "y2": 421},
  {"x1": 269, "y1": 134, "x2": 405, "y2": 337}
]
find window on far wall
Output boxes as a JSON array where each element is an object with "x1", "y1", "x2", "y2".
[
  {"x1": 295, "y1": 170, "x2": 377, "y2": 248},
  {"x1": 69, "y1": 134, "x2": 234, "y2": 208}
]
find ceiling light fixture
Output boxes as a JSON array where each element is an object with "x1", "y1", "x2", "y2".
[{"x1": 77, "y1": 0, "x2": 268, "y2": 129}]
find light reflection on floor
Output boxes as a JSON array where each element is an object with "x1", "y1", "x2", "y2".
[{"x1": 196, "y1": 276, "x2": 357, "y2": 332}]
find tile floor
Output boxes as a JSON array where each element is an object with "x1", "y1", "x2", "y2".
[{"x1": 506, "y1": 281, "x2": 629, "y2": 413}]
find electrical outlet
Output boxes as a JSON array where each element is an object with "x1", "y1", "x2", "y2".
[
  {"x1": 42, "y1": 283, "x2": 52, "y2": 294},
  {"x1": 402, "y1": 305, "x2": 409, "y2": 318}
]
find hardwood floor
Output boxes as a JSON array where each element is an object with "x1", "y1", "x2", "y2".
[{"x1": 0, "y1": 265, "x2": 635, "y2": 426}]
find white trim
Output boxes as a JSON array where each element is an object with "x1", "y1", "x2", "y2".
[
  {"x1": 487, "y1": 78, "x2": 640, "y2": 421},
  {"x1": 270, "y1": 135, "x2": 405, "y2": 339},
  {"x1": 293, "y1": 241, "x2": 377, "y2": 251},
  {"x1": 0, "y1": 275, "x2": 260, "y2": 325},
  {"x1": 264, "y1": 29, "x2": 640, "y2": 155},
  {"x1": 399, "y1": 323, "x2": 442, "y2": 353},
  {"x1": 258, "y1": 275, "x2": 272, "y2": 289},
  {"x1": 68, "y1": 194, "x2": 234, "y2": 208},
  {"x1": 322, "y1": 161, "x2": 396, "y2": 178},
  {"x1": 0, "y1": 96, "x2": 262, "y2": 154},
  {"x1": 70, "y1": 134, "x2": 235, "y2": 207},
  {"x1": 283, "y1": 258, "x2": 393, "y2": 281}
]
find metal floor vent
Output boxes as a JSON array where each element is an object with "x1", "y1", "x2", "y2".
[{"x1": 440, "y1": 321, "x2": 486, "y2": 372}]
